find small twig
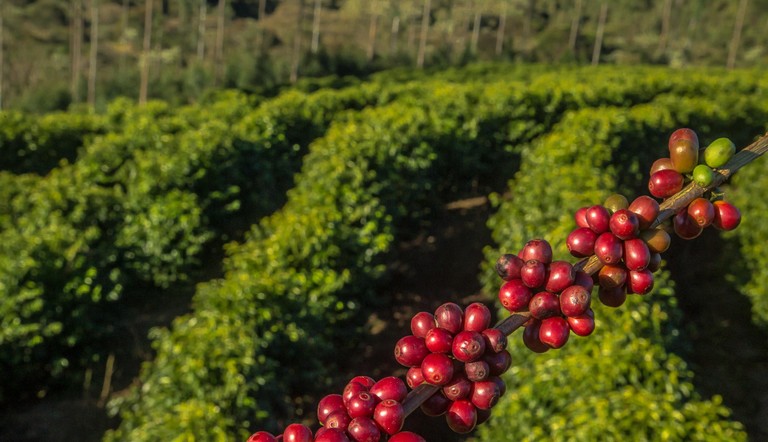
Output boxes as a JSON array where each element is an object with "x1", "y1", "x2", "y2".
[{"x1": 399, "y1": 131, "x2": 768, "y2": 418}]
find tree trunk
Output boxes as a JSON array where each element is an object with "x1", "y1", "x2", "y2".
[
  {"x1": 119, "y1": 0, "x2": 128, "y2": 72},
  {"x1": 390, "y1": 16, "x2": 400, "y2": 54},
  {"x1": 367, "y1": 10, "x2": 379, "y2": 61},
  {"x1": 0, "y1": 0, "x2": 3, "y2": 110},
  {"x1": 470, "y1": 9, "x2": 481, "y2": 54},
  {"x1": 197, "y1": 0, "x2": 206, "y2": 61},
  {"x1": 727, "y1": 0, "x2": 749, "y2": 70},
  {"x1": 87, "y1": 0, "x2": 99, "y2": 108},
  {"x1": 257, "y1": 0, "x2": 267, "y2": 53},
  {"x1": 591, "y1": 2, "x2": 607, "y2": 66},
  {"x1": 568, "y1": 0, "x2": 582, "y2": 55},
  {"x1": 416, "y1": 0, "x2": 431, "y2": 68},
  {"x1": 657, "y1": 0, "x2": 672, "y2": 54},
  {"x1": 215, "y1": 0, "x2": 226, "y2": 85},
  {"x1": 496, "y1": 3, "x2": 507, "y2": 56},
  {"x1": 311, "y1": 0, "x2": 321, "y2": 54},
  {"x1": 523, "y1": 0, "x2": 535, "y2": 50},
  {"x1": 290, "y1": 0, "x2": 305, "y2": 84},
  {"x1": 71, "y1": 0, "x2": 83, "y2": 103},
  {"x1": 139, "y1": 0, "x2": 154, "y2": 105}
]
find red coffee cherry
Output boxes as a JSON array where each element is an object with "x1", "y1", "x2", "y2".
[
  {"x1": 713, "y1": 200, "x2": 741, "y2": 230},
  {"x1": 465, "y1": 360, "x2": 490, "y2": 382},
  {"x1": 446, "y1": 399, "x2": 478, "y2": 434},
  {"x1": 567, "y1": 308, "x2": 596, "y2": 337},
  {"x1": 559, "y1": 284, "x2": 591, "y2": 317},
  {"x1": 434, "y1": 302, "x2": 464, "y2": 334},
  {"x1": 567, "y1": 227, "x2": 598, "y2": 258},
  {"x1": 370, "y1": 377, "x2": 407, "y2": 402},
  {"x1": 520, "y1": 259, "x2": 548, "y2": 289},
  {"x1": 471, "y1": 379, "x2": 501, "y2": 410},
  {"x1": 452, "y1": 330, "x2": 486, "y2": 362},
  {"x1": 520, "y1": 238, "x2": 553, "y2": 264},
  {"x1": 463, "y1": 302, "x2": 492, "y2": 332},
  {"x1": 594, "y1": 232, "x2": 623, "y2": 264},
  {"x1": 347, "y1": 417, "x2": 381, "y2": 442},
  {"x1": 282, "y1": 423, "x2": 313, "y2": 442},
  {"x1": 314, "y1": 428, "x2": 350, "y2": 442},
  {"x1": 318, "y1": 394, "x2": 346, "y2": 425},
  {"x1": 373, "y1": 399, "x2": 405, "y2": 436},
  {"x1": 325, "y1": 410, "x2": 352, "y2": 431},
  {"x1": 609, "y1": 209, "x2": 640, "y2": 240},
  {"x1": 343, "y1": 382, "x2": 368, "y2": 407},
  {"x1": 673, "y1": 209, "x2": 703, "y2": 240},
  {"x1": 442, "y1": 374, "x2": 472, "y2": 401},
  {"x1": 394, "y1": 335, "x2": 429, "y2": 367},
  {"x1": 421, "y1": 353, "x2": 455, "y2": 386},
  {"x1": 346, "y1": 391, "x2": 378, "y2": 419},
  {"x1": 539, "y1": 316, "x2": 571, "y2": 349},
  {"x1": 628, "y1": 195, "x2": 660, "y2": 230},
  {"x1": 649, "y1": 169, "x2": 684, "y2": 198},
  {"x1": 247, "y1": 431, "x2": 277, "y2": 442},
  {"x1": 687, "y1": 198, "x2": 715, "y2": 228},
  {"x1": 481, "y1": 328, "x2": 507, "y2": 353},
  {"x1": 529, "y1": 291, "x2": 560, "y2": 320},
  {"x1": 389, "y1": 431, "x2": 427, "y2": 442},
  {"x1": 349, "y1": 376, "x2": 376, "y2": 389},
  {"x1": 425, "y1": 327, "x2": 454, "y2": 354},
  {"x1": 545, "y1": 260, "x2": 576, "y2": 293},
  {"x1": 406, "y1": 367, "x2": 424, "y2": 389},
  {"x1": 498, "y1": 279, "x2": 533, "y2": 312},
  {"x1": 624, "y1": 238, "x2": 651, "y2": 271},
  {"x1": 628, "y1": 269, "x2": 655, "y2": 295},
  {"x1": 522, "y1": 319, "x2": 549, "y2": 353},
  {"x1": 495, "y1": 253, "x2": 525, "y2": 281},
  {"x1": 409, "y1": 311, "x2": 435, "y2": 339},
  {"x1": 585, "y1": 205, "x2": 611, "y2": 234},
  {"x1": 574, "y1": 206, "x2": 590, "y2": 228}
]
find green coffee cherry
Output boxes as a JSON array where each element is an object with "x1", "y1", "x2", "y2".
[
  {"x1": 704, "y1": 137, "x2": 735, "y2": 168},
  {"x1": 692, "y1": 164, "x2": 714, "y2": 187}
]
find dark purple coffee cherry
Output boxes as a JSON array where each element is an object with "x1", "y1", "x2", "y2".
[
  {"x1": 522, "y1": 319, "x2": 549, "y2": 353},
  {"x1": 483, "y1": 349, "x2": 512, "y2": 376},
  {"x1": 481, "y1": 328, "x2": 507, "y2": 353},
  {"x1": 434, "y1": 302, "x2": 464, "y2": 334},
  {"x1": 465, "y1": 360, "x2": 490, "y2": 382},
  {"x1": 529, "y1": 291, "x2": 560, "y2": 320},
  {"x1": 495, "y1": 253, "x2": 525, "y2": 281},
  {"x1": 420, "y1": 391, "x2": 451, "y2": 416}
]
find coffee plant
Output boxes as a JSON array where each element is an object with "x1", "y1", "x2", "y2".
[{"x1": 240, "y1": 124, "x2": 766, "y2": 441}]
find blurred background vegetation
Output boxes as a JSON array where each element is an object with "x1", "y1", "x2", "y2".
[
  {"x1": 1, "y1": 0, "x2": 767, "y2": 112},
  {"x1": 1, "y1": 1, "x2": 768, "y2": 442}
]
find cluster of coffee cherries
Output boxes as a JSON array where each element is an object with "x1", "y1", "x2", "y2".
[
  {"x1": 648, "y1": 128, "x2": 742, "y2": 239},
  {"x1": 395, "y1": 302, "x2": 510, "y2": 433},
  {"x1": 495, "y1": 239, "x2": 595, "y2": 353},
  {"x1": 247, "y1": 375, "x2": 426, "y2": 442}
]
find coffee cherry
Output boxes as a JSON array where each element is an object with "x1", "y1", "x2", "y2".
[
  {"x1": 452, "y1": 330, "x2": 486, "y2": 362},
  {"x1": 318, "y1": 394, "x2": 346, "y2": 425},
  {"x1": 609, "y1": 209, "x2": 640, "y2": 240},
  {"x1": 594, "y1": 232, "x2": 623, "y2": 264},
  {"x1": 539, "y1": 316, "x2": 570, "y2": 349},
  {"x1": 693, "y1": 164, "x2": 715, "y2": 187},
  {"x1": 650, "y1": 157, "x2": 674, "y2": 174},
  {"x1": 628, "y1": 269, "x2": 654, "y2": 295},
  {"x1": 669, "y1": 138, "x2": 699, "y2": 173},
  {"x1": 529, "y1": 291, "x2": 561, "y2": 320},
  {"x1": 370, "y1": 377, "x2": 407, "y2": 403},
  {"x1": 409, "y1": 312, "x2": 435, "y2": 339},
  {"x1": 649, "y1": 169, "x2": 684, "y2": 199},
  {"x1": 406, "y1": 367, "x2": 424, "y2": 389},
  {"x1": 704, "y1": 137, "x2": 735, "y2": 168},
  {"x1": 465, "y1": 360, "x2": 490, "y2": 382},
  {"x1": 522, "y1": 319, "x2": 549, "y2": 353},
  {"x1": 520, "y1": 259, "x2": 548, "y2": 289},
  {"x1": 463, "y1": 302, "x2": 491, "y2": 332},
  {"x1": 373, "y1": 399, "x2": 405, "y2": 435},
  {"x1": 389, "y1": 432, "x2": 426, "y2": 442},
  {"x1": 648, "y1": 252, "x2": 662, "y2": 272},
  {"x1": 347, "y1": 417, "x2": 381, "y2": 442},
  {"x1": 574, "y1": 270, "x2": 594, "y2": 292},
  {"x1": 669, "y1": 128, "x2": 699, "y2": 150},
  {"x1": 567, "y1": 308, "x2": 595, "y2": 337},
  {"x1": 574, "y1": 206, "x2": 590, "y2": 228},
  {"x1": 483, "y1": 349, "x2": 512, "y2": 376},
  {"x1": 498, "y1": 279, "x2": 533, "y2": 313},
  {"x1": 520, "y1": 238, "x2": 553, "y2": 264},
  {"x1": 282, "y1": 423, "x2": 313, "y2": 442},
  {"x1": 598, "y1": 264, "x2": 627, "y2": 289},
  {"x1": 394, "y1": 335, "x2": 429, "y2": 367},
  {"x1": 628, "y1": 195, "x2": 660, "y2": 230},
  {"x1": 421, "y1": 353, "x2": 455, "y2": 386},
  {"x1": 471, "y1": 380, "x2": 501, "y2": 410},
  {"x1": 495, "y1": 253, "x2": 525, "y2": 281},
  {"x1": 640, "y1": 228, "x2": 671, "y2": 253},
  {"x1": 347, "y1": 391, "x2": 378, "y2": 418},
  {"x1": 598, "y1": 285, "x2": 627, "y2": 308},
  {"x1": 567, "y1": 227, "x2": 598, "y2": 258},
  {"x1": 446, "y1": 400, "x2": 477, "y2": 434},
  {"x1": 434, "y1": 302, "x2": 464, "y2": 335},
  {"x1": 425, "y1": 327, "x2": 453, "y2": 354},
  {"x1": 247, "y1": 431, "x2": 277, "y2": 442},
  {"x1": 343, "y1": 382, "x2": 369, "y2": 407},
  {"x1": 350, "y1": 376, "x2": 376, "y2": 389},
  {"x1": 481, "y1": 328, "x2": 507, "y2": 353},
  {"x1": 545, "y1": 261, "x2": 576, "y2": 293},
  {"x1": 673, "y1": 209, "x2": 703, "y2": 240},
  {"x1": 624, "y1": 238, "x2": 651, "y2": 271},
  {"x1": 443, "y1": 374, "x2": 472, "y2": 401},
  {"x1": 604, "y1": 193, "x2": 629, "y2": 213},
  {"x1": 713, "y1": 200, "x2": 741, "y2": 230},
  {"x1": 585, "y1": 205, "x2": 611, "y2": 234},
  {"x1": 687, "y1": 198, "x2": 715, "y2": 227},
  {"x1": 326, "y1": 410, "x2": 353, "y2": 431},
  {"x1": 559, "y1": 284, "x2": 591, "y2": 317},
  {"x1": 420, "y1": 391, "x2": 451, "y2": 416},
  {"x1": 315, "y1": 428, "x2": 351, "y2": 442},
  {"x1": 476, "y1": 407, "x2": 493, "y2": 425}
]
